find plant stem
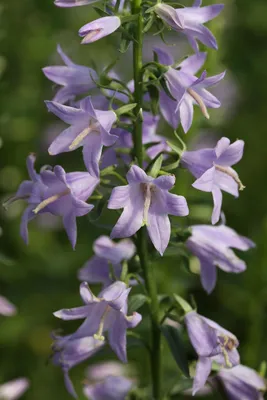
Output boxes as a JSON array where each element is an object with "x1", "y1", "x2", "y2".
[{"x1": 131, "y1": 2, "x2": 162, "y2": 397}]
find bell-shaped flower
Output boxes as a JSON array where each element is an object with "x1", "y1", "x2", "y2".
[
  {"x1": 78, "y1": 236, "x2": 136, "y2": 288},
  {"x1": 46, "y1": 96, "x2": 118, "y2": 177},
  {"x1": 52, "y1": 333, "x2": 104, "y2": 398},
  {"x1": 55, "y1": 0, "x2": 99, "y2": 6},
  {"x1": 154, "y1": 1, "x2": 224, "y2": 52},
  {"x1": 11, "y1": 154, "x2": 98, "y2": 248},
  {"x1": 84, "y1": 376, "x2": 134, "y2": 400},
  {"x1": 43, "y1": 45, "x2": 98, "y2": 104},
  {"x1": 217, "y1": 365, "x2": 266, "y2": 400},
  {"x1": 0, "y1": 295, "x2": 16, "y2": 316},
  {"x1": 186, "y1": 224, "x2": 255, "y2": 293},
  {"x1": 108, "y1": 165, "x2": 189, "y2": 255},
  {"x1": 153, "y1": 47, "x2": 209, "y2": 130},
  {"x1": 181, "y1": 137, "x2": 245, "y2": 224},
  {"x1": 0, "y1": 378, "x2": 29, "y2": 400},
  {"x1": 184, "y1": 310, "x2": 240, "y2": 395},
  {"x1": 164, "y1": 66, "x2": 225, "y2": 133},
  {"x1": 79, "y1": 16, "x2": 121, "y2": 44},
  {"x1": 54, "y1": 281, "x2": 142, "y2": 364}
]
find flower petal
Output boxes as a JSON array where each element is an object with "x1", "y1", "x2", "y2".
[
  {"x1": 165, "y1": 193, "x2": 189, "y2": 216},
  {"x1": 180, "y1": 97, "x2": 194, "y2": 133},
  {"x1": 63, "y1": 212, "x2": 77, "y2": 249},
  {"x1": 80, "y1": 282, "x2": 95, "y2": 304},
  {"x1": 192, "y1": 166, "x2": 215, "y2": 192},
  {"x1": 192, "y1": 357, "x2": 212, "y2": 395},
  {"x1": 83, "y1": 133, "x2": 103, "y2": 178},
  {"x1": 147, "y1": 209, "x2": 170, "y2": 256},
  {"x1": 154, "y1": 175, "x2": 175, "y2": 190},
  {"x1": 126, "y1": 165, "x2": 150, "y2": 184},
  {"x1": 108, "y1": 185, "x2": 131, "y2": 210},
  {"x1": 45, "y1": 101, "x2": 87, "y2": 125},
  {"x1": 179, "y1": 52, "x2": 207, "y2": 75},
  {"x1": 178, "y1": 4, "x2": 224, "y2": 24},
  {"x1": 54, "y1": 305, "x2": 91, "y2": 320},
  {"x1": 20, "y1": 205, "x2": 36, "y2": 244},
  {"x1": 215, "y1": 170, "x2": 239, "y2": 197},
  {"x1": 159, "y1": 91, "x2": 180, "y2": 129},
  {"x1": 211, "y1": 187, "x2": 223, "y2": 225},
  {"x1": 108, "y1": 312, "x2": 128, "y2": 362},
  {"x1": 153, "y1": 47, "x2": 174, "y2": 66},
  {"x1": 217, "y1": 140, "x2": 244, "y2": 166},
  {"x1": 215, "y1": 137, "x2": 230, "y2": 158},
  {"x1": 200, "y1": 260, "x2": 217, "y2": 294}
]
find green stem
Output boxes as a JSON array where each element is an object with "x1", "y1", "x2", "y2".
[{"x1": 131, "y1": 2, "x2": 162, "y2": 397}]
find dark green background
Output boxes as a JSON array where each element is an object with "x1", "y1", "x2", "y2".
[{"x1": 0, "y1": 0, "x2": 266, "y2": 398}]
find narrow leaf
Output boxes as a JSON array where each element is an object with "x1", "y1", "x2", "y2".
[
  {"x1": 173, "y1": 294, "x2": 193, "y2": 314},
  {"x1": 161, "y1": 324, "x2": 190, "y2": 377},
  {"x1": 128, "y1": 294, "x2": 148, "y2": 314},
  {"x1": 148, "y1": 153, "x2": 163, "y2": 178},
  {"x1": 115, "y1": 103, "x2": 137, "y2": 117}
]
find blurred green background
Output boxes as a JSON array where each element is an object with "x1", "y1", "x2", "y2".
[{"x1": 1, "y1": 0, "x2": 267, "y2": 398}]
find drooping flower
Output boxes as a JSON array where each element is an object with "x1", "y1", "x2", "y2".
[
  {"x1": 154, "y1": 47, "x2": 214, "y2": 131},
  {"x1": 43, "y1": 45, "x2": 98, "y2": 104},
  {"x1": 108, "y1": 165, "x2": 189, "y2": 255},
  {"x1": 52, "y1": 333, "x2": 104, "y2": 398},
  {"x1": 181, "y1": 137, "x2": 245, "y2": 224},
  {"x1": 11, "y1": 154, "x2": 98, "y2": 248},
  {"x1": 78, "y1": 236, "x2": 136, "y2": 288},
  {"x1": 54, "y1": 281, "x2": 142, "y2": 363},
  {"x1": 0, "y1": 295, "x2": 16, "y2": 316},
  {"x1": 46, "y1": 96, "x2": 118, "y2": 177},
  {"x1": 55, "y1": 0, "x2": 99, "y2": 6},
  {"x1": 0, "y1": 378, "x2": 29, "y2": 400},
  {"x1": 186, "y1": 224, "x2": 255, "y2": 293},
  {"x1": 84, "y1": 376, "x2": 134, "y2": 400},
  {"x1": 79, "y1": 17, "x2": 121, "y2": 44},
  {"x1": 162, "y1": 52, "x2": 225, "y2": 133},
  {"x1": 154, "y1": 1, "x2": 224, "y2": 52},
  {"x1": 184, "y1": 310, "x2": 240, "y2": 395},
  {"x1": 217, "y1": 365, "x2": 266, "y2": 400}
]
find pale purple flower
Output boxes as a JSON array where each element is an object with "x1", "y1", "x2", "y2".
[
  {"x1": 55, "y1": 0, "x2": 99, "y2": 6},
  {"x1": 52, "y1": 334, "x2": 104, "y2": 398},
  {"x1": 101, "y1": 127, "x2": 132, "y2": 169},
  {"x1": 186, "y1": 224, "x2": 255, "y2": 293},
  {"x1": 12, "y1": 154, "x2": 98, "y2": 248},
  {"x1": 54, "y1": 281, "x2": 142, "y2": 363},
  {"x1": 184, "y1": 310, "x2": 240, "y2": 395},
  {"x1": 0, "y1": 295, "x2": 16, "y2": 316},
  {"x1": 162, "y1": 52, "x2": 225, "y2": 132},
  {"x1": 46, "y1": 97, "x2": 118, "y2": 177},
  {"x1": 181, "y1": 137, "x2": 245, "y2": 224},
  {"x1": 43, "y1": 45, "x2": 98, "y2": 104},
  {"x1": 108, "y1": 165, "x2": 189, "y2": 255},
  {"x1": 79, "y1": 17, "x2": 121, "y2": 44},
  {"x1": 84, "y1": 376, "x2": 133, "y2": 400},
  {"x1": 217, "y1": 365, "x2": 266, "y2": 400},
  {"x1": 86, "y1": 361, "x2": 127, "y2": 381},
  {"x1": 78, "y1": 236, "x2": 136, "y2": 288},
  {"x1": 154, "y1": 1, "x2": 224, "y2": 52},
  {"x1": 0, "y1": 378, "x2": 29, "y2": 400}
]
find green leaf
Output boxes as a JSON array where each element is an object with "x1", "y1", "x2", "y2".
[
  {"x1": 115, "y1": 103, "x2": 137, "y2": 117},
  {"x1": 160, "y1": 324, "x2": 190, "y2": 377},
  {"x1": 128, "y1": 294, "x2": 148, "y2": 314},
  {"x1": 167, "y1": 140, "x2": 183, "y2": 156},
  {"x1": 173, "y1": 294, "x2": 193, "y2": 314},
  {"x1": 147, "y1": 83, "x2": 160, "y2": 115},
  {"x1": 119, "y1": 36, "x2": 131, "y2": 54},
  {"x1": 162, "y1": 157, "x2": 180, "y2": 172},
  {"x1": 148, "y1": 153, "x2": 163, "y2": 178},
  {"x1": 93, "y1": 7, "x2": 109, "y2": 17}
]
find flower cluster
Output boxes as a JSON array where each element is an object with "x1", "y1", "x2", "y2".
[{"x1": 7, "y1": 0, "x2": 264, "y2": 398}]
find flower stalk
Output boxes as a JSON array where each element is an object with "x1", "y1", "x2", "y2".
[{"x1": 131, "y1": 1, "x2": 162, "y2": 398}]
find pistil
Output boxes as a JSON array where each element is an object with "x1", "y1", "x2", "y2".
[
  {"x1": 33, "y1": 189, "x2": 70, "y2": 214},
  {"x1": 187, "y1": 88, "x2": 210, "y2": 119},
  {"x1": 69, "y1": 123, "x2": 99, "y2": 150},
  {"x1": 81, "y1": 29, "x2": 102, "y2": 44},
  {"x1": 94, "y1": 306, "x2": 110, "y2": 341},
  {"x1": 142, "y1": 183, "x2": 153, "y2": 225},
  {"x1": 215, "y1": 164, "x2": 245, "y2": 191}
]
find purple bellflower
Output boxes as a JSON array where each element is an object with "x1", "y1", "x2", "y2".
[
  {"x1": 54, "y1": 281, "x2": 142, "y2": 364},
  {"x1": 154, "y1": 0, "x2": 224, "y2": 52},
  {"x1": 86, "y1": 361, "x2": 127, "y2": 381},
  {"x1": 12, "y1": 154, "x2": 98, "y2": 248},
  {"x1": 79, "y1": 17, "x2": 121, "y2": 44},
  {"x1": 55, "y1": 0, "x2": 99, "y2": 6},
  {"x1": 0, "y1": 295, "x2": 16, "y2": 316},
  {"x1": 184, "y1": 310, "x2": 240, "y2": 395},
  {"x1": 43, "y1": 45, "x2": 98, "y2": 104},
  {"x1": 108, "y1": 165, "x2": 189, "y2": 255},
  {"x1": 78, "y1": 236, "x2": 136, "y2": 288},
  {"x1": 46, "y1": 97, "x2": 118, "y2": 177},
  {"x1": 181, "y1": 137, "x2": 245, "y2": 224},
  {"x1": 84, "y1": 376, "x2": 133, "y2": 400},
  {"x1": 186, "y1": 224, "x2": 255, "y2": 293},
  {"x1": 156, "y1": 46, "x2": 225, "y2": 133},
  {"x1": 217, "y1": 365, "x2": 266, "y2": 400},
  {"x1": 52, "y1": 334, "x2": 104, "y2": 398},
  {"x1": 0, "y1": 378, "x2": 29, "y2": 400}
]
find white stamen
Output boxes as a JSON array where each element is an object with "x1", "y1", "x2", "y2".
[
  {"x1": 142, "y1": 183, "x2": 153, "y2": 226},
  {"x1": 94, "y1": 306, "x2": 110, "y2": 342},
  {"x1": 187, "y1": 88, "x2": 210, "y2": 119},
  {"x1": 215, "y1": 164, "x2": 245, "y2": 191},
  {"x1": 69, "y1": 123, "x2": 99, "y2": 150},
  {"x1": 33, "y1": 189, "x2": 70, "y2": 214},
  {"x1": 219, "y1": 335, "x2": 238, "y2": 368},
  {"x1": 82, "y1": 29, "x2": 102, "y2": 44}
]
